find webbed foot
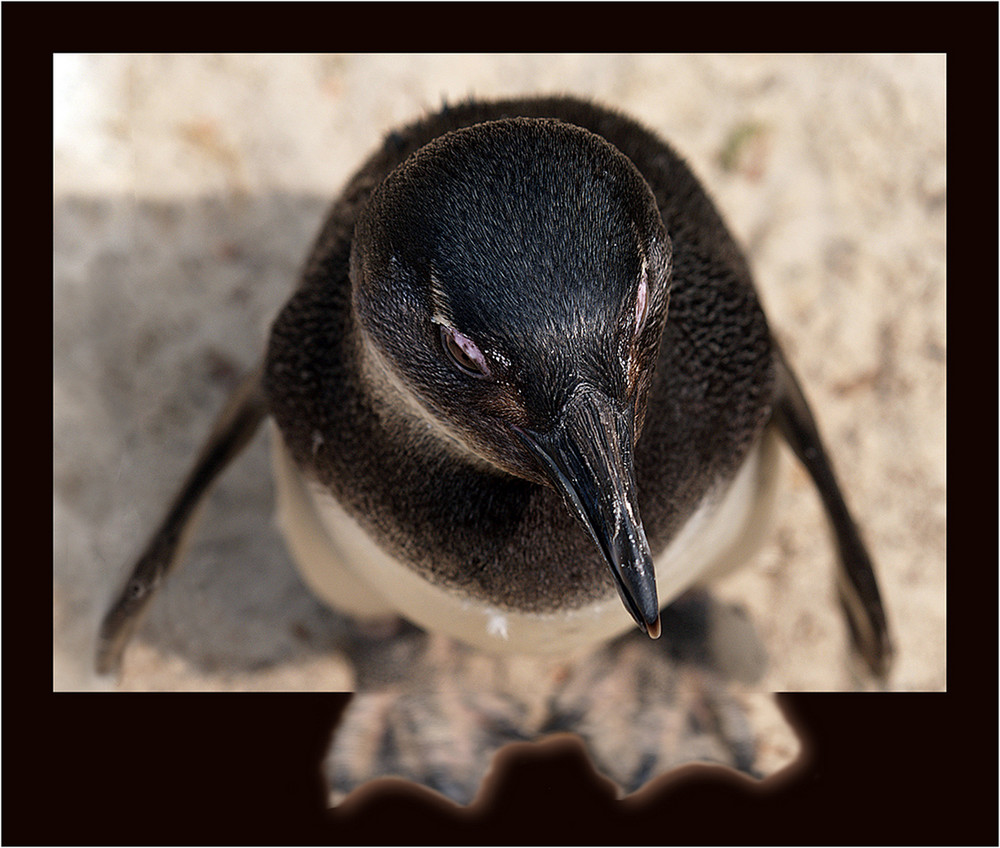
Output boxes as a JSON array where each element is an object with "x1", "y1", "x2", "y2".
[{"x1": 326, "y1": 596, "x2": 796, "y2": 805}]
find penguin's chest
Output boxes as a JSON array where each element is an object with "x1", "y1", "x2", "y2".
[{"x1": 270, "y1": 422, "x2": 781, "y2": 655}]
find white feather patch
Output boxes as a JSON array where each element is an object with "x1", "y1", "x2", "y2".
[{"x1": 486, "y1": 610, "x2": 510, "y2": 640}]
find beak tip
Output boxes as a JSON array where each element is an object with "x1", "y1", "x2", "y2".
[{"x1": 645, "y1": 614, "x2": 662, "y2": 640}]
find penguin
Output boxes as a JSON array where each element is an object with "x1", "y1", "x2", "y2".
[{"x1": 96, "y1": 96, "x2": 892, "y2": 680}]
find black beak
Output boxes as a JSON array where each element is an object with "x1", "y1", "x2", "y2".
[{"x1": 514, "y1": 386, "x2": 661, "y2": 639}]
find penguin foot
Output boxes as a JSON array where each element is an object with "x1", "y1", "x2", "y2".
[
  {"x1": 325, "y1": 606, "x2": 793, "y2": 805},
  {"x1": 546, "y1": 635, "x2": 763, "y2": 792},
  {"x1": 327, "y1": 686, "x2": 535, "y2": 805},
  {"x1": 327, "y1": 630, "x2": 558, "y2": 805}
]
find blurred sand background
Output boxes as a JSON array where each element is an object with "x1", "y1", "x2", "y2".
[{"x1": 53, "y1": 54, "x2": 945, "y2": 697}]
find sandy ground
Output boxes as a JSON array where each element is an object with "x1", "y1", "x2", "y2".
[{"x1": 53, "y1": 54, "x2": 945, "y2": 712}]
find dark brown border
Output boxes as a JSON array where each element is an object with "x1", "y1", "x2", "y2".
[{"x1": 19, "y1": 5, "x2": 995, "y2": 844}]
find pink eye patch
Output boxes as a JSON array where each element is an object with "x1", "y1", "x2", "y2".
[{"x1": 440, "y1": 325, "x2": 491, "y2": 378}]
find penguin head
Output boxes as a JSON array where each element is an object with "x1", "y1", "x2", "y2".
[{"x1": 351, "y1": 117, "x2": 672, "y2": 637}]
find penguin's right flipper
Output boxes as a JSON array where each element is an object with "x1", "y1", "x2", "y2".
[
  {"x1": 771, "y1": 345, "x2": 894, "y2": 680},
  {"x1": 95, "y1": 361, "x2": 269, "y2": 677}
]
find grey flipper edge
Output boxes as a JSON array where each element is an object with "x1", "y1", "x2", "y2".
[{"x1": 772, "y1": 344, "x2": 894, "y2": 679}]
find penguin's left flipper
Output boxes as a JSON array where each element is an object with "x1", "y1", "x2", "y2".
[
  {"x1": 95, "y1": 361, "x2": 269, "y2": 677},
  {"x1": 772, "y1": 346, "x2": 894, "y2": 680}
]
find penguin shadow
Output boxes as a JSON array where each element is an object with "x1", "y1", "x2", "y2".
[
  {"x1": 112, "y1": 433, "x2": 360, "y2": 678},
  {"x1": 328, "y1": 591, "x2": 774, "y2": 806}
]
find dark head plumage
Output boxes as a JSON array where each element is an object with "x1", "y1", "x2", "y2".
[{"x1": 353, "y1": 119, "x2": 670, "y2": 464}]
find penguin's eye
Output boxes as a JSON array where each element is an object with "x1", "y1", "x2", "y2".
[{"x1": 439, "y1": 325, "x2": 491, "y2": 379}]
